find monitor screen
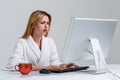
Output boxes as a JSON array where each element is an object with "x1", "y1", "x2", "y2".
[{"x1": 61, "y1": 18, "x2": 117, "y2": 63}]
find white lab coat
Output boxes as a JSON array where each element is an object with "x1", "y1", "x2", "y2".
[{"x1": 4, "y1": 35, "x2": 61, "y2": 70}]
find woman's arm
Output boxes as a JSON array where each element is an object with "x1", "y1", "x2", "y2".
[
  {"x1": 5, "y1": 39, "x2": 28, "y2": 70},
  {"x1": 32, "y1": 65, "x2": 60, "y2": 71}
]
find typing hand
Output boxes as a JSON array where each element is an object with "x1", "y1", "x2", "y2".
[
  {"x1": 59, "y1": 64, "x2": 67, "y2": 69},
  {"x1": 66, "y1": 63, "x2": 78, "y2": 68},
  {"x1": 59, "y1": 63, "x2": 78, "y2": 69}
]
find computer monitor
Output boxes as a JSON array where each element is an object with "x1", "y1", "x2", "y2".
[{"x1": 61, "y1": 18, "x2": 118, "y2": 73}]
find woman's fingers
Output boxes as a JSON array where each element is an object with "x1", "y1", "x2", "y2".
[
  {"x1": 67, "y1": 63, "x2": 78, "y2": 68},
  {"x1": 59, "y1": 64, "x2": 67, "y2": 69}
]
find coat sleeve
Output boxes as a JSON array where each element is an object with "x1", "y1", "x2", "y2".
[
  {"x1": 4, "y1": 39, "x2": 28, "y2": 70},
  {"x1": 48, "y1": 38, "x2": 61, "y2": 66}
]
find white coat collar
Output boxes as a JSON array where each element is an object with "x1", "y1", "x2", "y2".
[
  {"x1": 27, "y1": 35, "x2": 42, "y2": 63},
  {"x1": 26, "y1": 35, "x2": 49, "y2": 65}
]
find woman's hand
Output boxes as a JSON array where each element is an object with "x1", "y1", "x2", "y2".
[
  {"x1": 66, "y1": 63, "x2": 78, "y2": 68},
  {"x1": 59, "y1": 63, "x2": 78, "y2": 69},
  {"x1": 59, "y1": 64, "x2": 67, "y2": 69},
  {"x1": 32, "y1": 65, "x2": 60, "y2": 71},
  {"x1": 32, "y1": 63, "x2": 78, "y2": 71}
]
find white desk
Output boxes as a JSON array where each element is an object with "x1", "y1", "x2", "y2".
[{"x1": 0, "y1": 64, "x2": 120, "y2": 80}]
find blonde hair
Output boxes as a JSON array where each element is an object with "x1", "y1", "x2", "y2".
[{"x1": 21, "y1": 10, "x2": 51, "y2": 39}]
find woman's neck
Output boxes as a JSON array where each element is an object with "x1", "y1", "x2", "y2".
[{"x1": 32, "y1": 34, "x2": 42, "y2": 49}]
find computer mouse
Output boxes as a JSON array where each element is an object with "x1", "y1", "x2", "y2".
[{"x1": 39, "y1": 69, "x2": 51, "y2": 74}]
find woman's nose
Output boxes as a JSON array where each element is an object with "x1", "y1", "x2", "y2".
[{"x1": 44, "y1": 24, "x2": 49, "y2": 28}]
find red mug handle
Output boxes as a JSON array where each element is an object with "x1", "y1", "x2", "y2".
[{"x1": 15, "y1": 65, "x2": 19, "y2": 71}]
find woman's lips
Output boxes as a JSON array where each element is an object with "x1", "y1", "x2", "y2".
[{"x1": 43, "y1": 29, "x2": 47, "y2": 32}]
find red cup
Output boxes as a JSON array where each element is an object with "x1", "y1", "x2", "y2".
[{"x1": 15, "y1": 63, "x2": 32, "y2": 75}]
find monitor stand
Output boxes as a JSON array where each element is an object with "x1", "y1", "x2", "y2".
[{"x1": 88, "y1": 38, "x2": 109, "y2": 74}]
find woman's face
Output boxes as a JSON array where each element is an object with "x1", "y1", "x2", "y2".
[{"x1": 32, "y1": 15, "x2": 50, "y2": 37}]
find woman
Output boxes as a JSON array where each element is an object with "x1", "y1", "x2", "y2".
[{"x1": 5, "y1": 10, "x2": 77, "y2": 71}]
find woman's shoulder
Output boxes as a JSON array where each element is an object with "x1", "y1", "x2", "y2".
[
  {"x1": 16, "y1": 38, "x2": 27, "y2": 45},
  {"x1": 18, "y1": 38, "x2": 26, "y2": 42},
  {"x1": 45, "y1": 36, "x2": 56, "y2": 46},
  {"x1": 45, "y1": 36, "x2": 54, "y2": 42}
]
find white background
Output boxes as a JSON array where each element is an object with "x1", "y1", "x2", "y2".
[{"x1": 0, "y1": 0, "x2": 120, "y2": 68}]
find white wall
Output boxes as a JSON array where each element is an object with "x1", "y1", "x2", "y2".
[{"x1": 0, "y1": 0, "x2": 120, "y2": 68}]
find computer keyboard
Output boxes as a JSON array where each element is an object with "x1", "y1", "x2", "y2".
[{"x1": 50, "y1": 66, "x2": 89, "y2": 73}]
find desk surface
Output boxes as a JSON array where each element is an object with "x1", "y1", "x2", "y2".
[{"x1": 0, "y1": 64, "x2": 120, "y2": 80}]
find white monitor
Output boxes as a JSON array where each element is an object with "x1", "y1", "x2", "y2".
[{"x1": 61, "y1": 18, "x2": 118, "y2": 73}]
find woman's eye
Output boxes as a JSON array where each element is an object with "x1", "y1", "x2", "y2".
[
  {"x1": 40, "y1": 22, "x2": 45, "y2": 24},
  {"x1": 40, "y1": 21, "x2": 50, "y2": 25},
  {"x1": 47, "y1": 22, "x2": 50, "y2": 25}
]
